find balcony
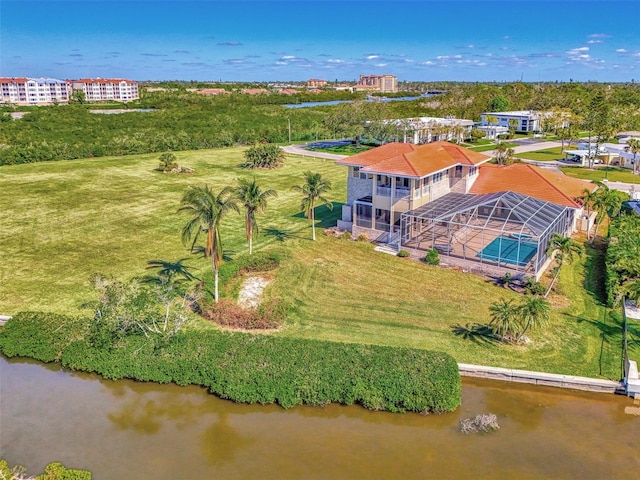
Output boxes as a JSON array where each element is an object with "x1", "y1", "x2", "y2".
[{"x1": 376, "y1": 186, "x2": 410, "y2": 198}]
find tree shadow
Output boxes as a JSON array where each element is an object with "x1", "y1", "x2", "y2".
[
  {"x1": 263, "y1": 227, "x2": 294, "y2": 242},
  {"x1": 451, "y1": 323, "x2": 500, "y2": 345},
  {"x1": 291, "y1": 202, "x2": 344, "y2": 228},
  {"x1": 582, "y1": 241, "x2": 608, "y2": 305}
]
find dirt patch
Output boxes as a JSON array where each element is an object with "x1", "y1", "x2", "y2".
[{"x1": 237, "y1": 275, "x2": 271, "y2": 309}]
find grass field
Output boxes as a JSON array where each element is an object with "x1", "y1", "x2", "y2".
[
  {"x1": 516, "y1": 146, "x2": 565, "y2": 162},
  {"x1": 559, "y1": 166, "x2": 640, "y2": 184},
  {"x1": 0, "y1": 147, "x2": 628, "y2": 378}
]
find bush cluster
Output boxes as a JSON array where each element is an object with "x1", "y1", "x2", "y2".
[
  {"x1": 202, "y1": 298, "x2": 287, "y2": 330},
  {"x1": 0, "y1": 460, "x2": 91, "y2": 480},
  {"x1": 0, "y1": 312, "x2": 461, "y2": 413},
  {"x1": 606, "y1": 215, "x2": 640, "y2": 306}
]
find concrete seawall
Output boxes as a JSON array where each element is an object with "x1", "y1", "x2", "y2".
[{"x1": 459, "y1": 363, "x2": 622, "y2": 393}]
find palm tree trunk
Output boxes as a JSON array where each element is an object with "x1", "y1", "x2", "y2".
[
  {"x1": 311, "y1": 203, "x2": 316, "y2": 241},
  {"x1": 545, "y1": 267, "x2": 560, "y2": 298},
  {"x1": 249, "y1": 235, "x2": 253, "y2": 255},
  {"x1": 516, "y1": 321, "x2": 531, "y2": 344},
  {"x1": 212, "y1": 256, "x2": 219, "y2": 303}
]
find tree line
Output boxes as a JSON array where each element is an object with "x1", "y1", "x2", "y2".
[{"x1": 1, "y1": 81, "x2": 639, "y2": 165}]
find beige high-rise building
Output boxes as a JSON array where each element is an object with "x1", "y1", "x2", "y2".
[{"x1": 354, "y1": 74, "x2": 398, "y2": 93}]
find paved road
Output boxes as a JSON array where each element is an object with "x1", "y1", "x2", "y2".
[{"x1": 281, "y1": 144, "x2": 347, "y2": 161}]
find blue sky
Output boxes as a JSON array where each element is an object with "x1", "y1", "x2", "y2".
[{"x1": 1, "y1": 0, "x2": 639, "y2": 82}]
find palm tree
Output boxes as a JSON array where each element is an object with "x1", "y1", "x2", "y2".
[
  {"x1": 627, "y1": 138, "x2": 640, "y2": 175},
  {"x1": 489, "y1": 298, "x2": 520, "y2": 341},
  {"x1": 293, "y1": 171, "x2": 333, "y2": 241},
  {"x1": 577, "y1": 187, "x2": 598, "y2": 241},
  {"x1": 234, "y1": 177, "x2": 277, "y2": 255},
  {"x1": 544, "y1": 233, "x2": 583, "y2": 297},
  {"x1": 516, "y1": 296, "x2": 551, "y2": 343},
  {"x1": 178, "y1": 185, "x2": 238, "y2": 303},
  {"x1": 494, "y1": 142, "x2": 515, "y2": 165}
]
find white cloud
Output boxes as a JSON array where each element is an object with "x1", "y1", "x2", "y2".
[
  {"x1": 375, "y1": 63, "x2": 387, "y2": 67},
  {"x1": 327, "y1": 59, "x2": 345, "y2": 64},
  {"x1": 367, "y1": 55, "x2": 379, "y2": 60},
  {"x1": 588, "y1": 33, "x2": 611, "y2": 39},
  {"x1": 282, "y1": 55, "x2": 296, "y2": 60},
  {"x1": 587, "y1": 40, "x2": 602, "y2": 44},
  {"x1": 616, "y1": 48, "x2": 628, "y2": 53}
]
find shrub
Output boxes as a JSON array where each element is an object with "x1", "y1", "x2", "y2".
[
  {"x1": 397, "y1": 250, "x2": 410, "y2": 258},
  {"x1": 242, "y1": 143, "x2": 285, "y2": 169},
  {"x1": 202, "y1": 298, "x2": 285, "y2": 330},
  {"x1": 0, "y1": 460, "x2": 91, "y2": 480},
  {"x1": 356, "y1": 233, "x2": 370, "y2": 242},
  {"x1": 339, "y1": 231, "x2": 352, "y2": 240},
  {"x1": 1, "y1": 312, "x2": 461, "y2": 413},
  {"x1": 424, "y1": 249, "x2": 440, "y2": 266},
  {"x1": 158, "y1": 152, "x2": 178, "y2": 172},
  {"x1": 524, "y1": 277, "x2": 546, "y2": 296}
]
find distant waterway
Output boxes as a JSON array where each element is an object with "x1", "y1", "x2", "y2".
[
  {"x1": 89, "y1": 108, "x2": 156, "y2": 114},
  {"x1": 1, "y1": 356, "x2": 638, "y2": 479},
  {"x1": 284, "y1": 93, "x2": 437, "y2": 109}
]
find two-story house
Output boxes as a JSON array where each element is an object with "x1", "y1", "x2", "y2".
[{"x1": 336, "y1": 141, "x2": 492, "y2": 242}]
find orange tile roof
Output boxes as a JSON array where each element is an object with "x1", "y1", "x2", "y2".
[
  {"x1": 0, "y1": 77, "x2": 28, "y2": 83},
  {"x1": 470, "y1": 163, "x2": 597, "y2": 208},
  {"x1": 336, "y1": 141, "x2": 491, "y2": 178}
]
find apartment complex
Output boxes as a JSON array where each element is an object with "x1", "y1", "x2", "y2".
[
  {"x1": 354, "y1": 74, "x2": 398, "y2": 93},
  {"x1": 307, "y1": 78, "x2": 328, "y2": 88},
  {"x1": 1, "y1": 77, "x2": 70, "y2": 105},
  {"x1": 0, "y1": 77, "x2": 139, "y2": 105},
  {"x1": 71, "y1": 78, "x2": 139, "y2": 102}
]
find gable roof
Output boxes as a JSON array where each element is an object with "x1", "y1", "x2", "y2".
[
  {"x1": 336, "y1": 141, "x2": 491, "y2": 178},
  {"x1": 470, "y1": 163, "x2": 596, "y2": 208}
]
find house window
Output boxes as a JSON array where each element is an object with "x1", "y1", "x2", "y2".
[
  {"x1": 469, "y1": 166, "x2": 477, "y2": 176},
  {"x1": 455, "y1": 165, "x2": 463, "y2": 178},
  {"x1": 353, "y1": 166, "x2": 360, "y2": 178},
  {"x1": 433, "y1": 172, "x2": 443, "y2": 183}
]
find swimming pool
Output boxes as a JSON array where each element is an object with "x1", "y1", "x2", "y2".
[{"x1": 477, "y1": 236, "x2": 537, "y2": 267}]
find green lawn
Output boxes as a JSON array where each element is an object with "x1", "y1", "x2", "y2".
[
  {"x1": 0, "y1": 147, "x2": 627, "y2": 379},
  {"x1": 559, "y1": 166, "x2": 640, "y2": 184},
  {"x1": 516, "y1": 146, "x2": 565, "y2": 162},
  {"x1": 467, "y1": 142, "x2": 518, "y2": 152}
]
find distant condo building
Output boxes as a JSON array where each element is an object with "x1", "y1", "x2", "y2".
[
  {"x1": 71, "y1": 78, "x2": 139, "y2": 102},
  {"x1": 0, "y1": 77, "x2": 139, "y2": 105},
  {"x1": 1, "y1": 77, "x2": 69, "y2": 105},
  {"x1": 355, "y1": 74, "x2": 398, "y2": 93},
  {"x1": 307, "y1": 78, "x2": 328, "y2": 88}
]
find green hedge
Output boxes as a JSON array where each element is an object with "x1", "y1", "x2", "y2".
[
  {"x1": 0, "y1": 312, "x2": 460, "y2": 413},
  {"x1": 0, "y1": 460, "x2": 91, "y2": 480},
  {"x1": 606, "y1": 216, "x2": 640, "y2": 306}
]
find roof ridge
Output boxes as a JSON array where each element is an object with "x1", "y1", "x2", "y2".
[{"x1": 524, "y1": 164, "x2": 579, "y2": 207}]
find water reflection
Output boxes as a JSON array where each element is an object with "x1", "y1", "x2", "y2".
[{"x1": 2, "y1": 356, "x2": 639, "y2": 480}]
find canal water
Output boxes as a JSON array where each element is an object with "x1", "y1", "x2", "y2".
[{"x1": 1, "y1": 356, "x2": 638, "y2": 479}]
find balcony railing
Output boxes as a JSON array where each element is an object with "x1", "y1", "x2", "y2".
[
  {"x1": 376, "y1": 186, "x2": 410, "y2": 198},
  {"x1": 355, "y1": 217, "x2": 372, "y2": 228}
]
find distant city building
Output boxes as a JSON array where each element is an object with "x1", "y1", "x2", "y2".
[
  {"x1": 480, "y1": 110, "x2": 563, "y2": 132},
  {"x1": 1, "y1": 77, "x2": 139, "y2": 104},
  {"x1": 307, "y1": 79, "x2": 328, "y2": 88},
  {"x1": 71, "y1": 78, "x2": 139, "y2": 102},
  {"x1": 1, "y1": 77, "x2": 69, "y2": 105},
  {"x1": 355, "y1": 74, "x2": 398, "y2": 93}
]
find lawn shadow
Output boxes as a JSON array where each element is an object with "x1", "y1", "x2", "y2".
[
  {"x1": 570, "y1": 311, "x2": 624, "y2": 377},
  {"x1": 582, "y1": 240, "x2": 608, "y2": 305},
  {"x1": 451, "y1": 323, "x2": 500, "y2": 345},
  {"x1": 264, "y1": 227, "x2": 296, "y2": 242},
  {"x1": 291, "y1": 201, "x2": 344, "y2": 228}
]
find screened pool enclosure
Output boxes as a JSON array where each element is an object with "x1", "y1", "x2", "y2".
[{"x1": 400, "y1": 191, "x2": 574, "y2": 276}]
